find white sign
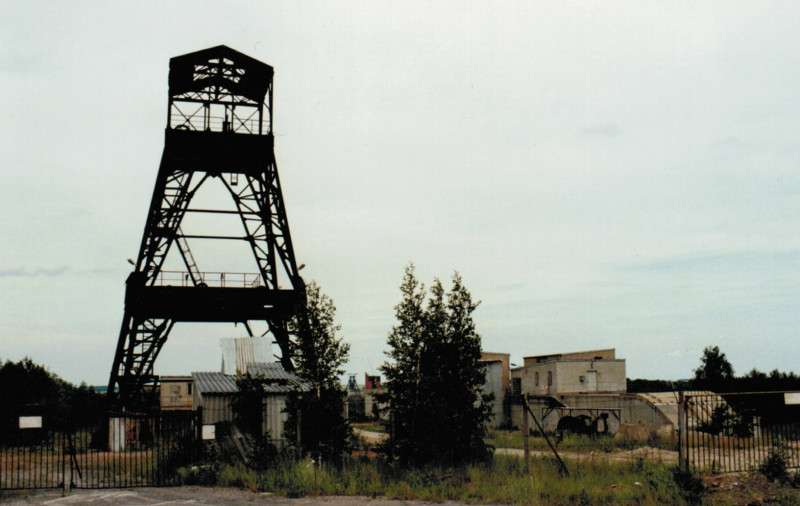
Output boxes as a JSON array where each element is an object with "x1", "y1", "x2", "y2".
[
  {"x1": 19, "y1": 416, "x2": 43, "y2": 429},
  {"x1": 785, "y1": 392, "x2": 800, "y2": 405},
  {"x1": 202, "y1": 424, "x2": 216, "y2": 440}
]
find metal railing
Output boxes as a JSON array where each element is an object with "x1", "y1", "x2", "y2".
[
  {"x1": 153, "y1": 271, "x2": 263, "y2": 288},
  {"x1": 1, "y1": 411, "x2": 201, "y2": 490},
  {"x1": 169, "y1": 114, "x2": 260, "y2": 135},
  {"x1": 679, "y1": 391, "x2": 800, "y2": 472}
]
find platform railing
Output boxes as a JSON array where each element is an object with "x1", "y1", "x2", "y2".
[{"x1": 153, "y1": 271, "x2": 263, "y2": 288}]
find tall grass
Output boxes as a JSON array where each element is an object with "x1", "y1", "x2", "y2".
[
  {"x1": 486, "y1": 429, "x2": 678, "y2": 452},
  {"x1": 181, "y1": 454, "x2": 689, "y2": 504}
]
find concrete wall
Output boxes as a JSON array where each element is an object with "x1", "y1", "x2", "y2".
[
  {"x1": 509, "y1": 394, "x2": 673, "y2": 435},
  {"x1": 523, "y1": 348, "x2": 615, "y2": 367},
  {"x1": 483, "y1": 361, "x2": 505, "y2": 427},
  {"x1": 365, "y1": 388, "x2": 388, "y2": 421},
  {"x1": 481, "y1": 352, "x2": 511, "y2": 390},
  {"x1": 512, "y1": 359, "x2": 626, "y2": 397},
  {"x1": 555, "y1": 360, "x2": 626, "y2": 394},
  {"x1": 514, "y1": 361, "x2": 557, "y2": 396}
]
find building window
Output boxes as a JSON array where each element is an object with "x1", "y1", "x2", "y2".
[
  {"x1": 547, "y1": 371, "x2": 552, "y2": 386},
  {"x1": 535, "y1": 372, "x2": 539, "y2": 386},
  {"x1": 187, "y1": 383, "x2": 192, "y2": 395},
  {"x1": 512, "y1": 378, "x2": 521, "y2": 395}
]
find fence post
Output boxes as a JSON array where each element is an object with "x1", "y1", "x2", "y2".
[
  {"x1": 62, "y1": 431, "x2": 70, "y2": 496},
  {"x1": 296, "y1": 406, "x2": 302, "y2": 460},
  {"x1": 195, "y1": 407, "x2": 203, "y2": 463},
  {"x1": 522, "y1": 397, "x2": 529, "y2": 471},
  {"x1": 678, "y1": 390, "x2": 687, "y2": 471}
]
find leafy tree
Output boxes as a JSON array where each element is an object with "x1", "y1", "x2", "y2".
[
  {"x1": 0, "y1": 357, "x2": 107, "y2": 442},
  {"x1": 232, "y1": 373, "x2": 267, "y2": 437},
  {"x1": 231, "y1": 373, "x2": 278, "y2": 468},
  {"x1": 736, "y1": 368, "x2": 800, "y2": 392},
  {"x1": 380, "y1": 264, "x2": 492, "y2": 466},
  {"x1": 284, "y1": 281, "x2": 351, "y2": 462},
  {"x1": 696, "y1": 401, "x2": 753, "y2": 437},
  {"x1": 693, "y1": 346, "x2": 734, "y2": 392}
]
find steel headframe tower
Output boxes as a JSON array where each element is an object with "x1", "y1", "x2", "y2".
[{"x1": 109, "y1": 45, "x2": 306, "y2": 409}]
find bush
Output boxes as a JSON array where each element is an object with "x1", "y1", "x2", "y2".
[
  {"x1": 672, "y1": 467, "x2": 704, "y2": 504},
  {"x1": 759, "y1": 444, "x2": 789, "y2": 483}
]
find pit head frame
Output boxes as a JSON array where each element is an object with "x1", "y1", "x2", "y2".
[{"x1": 108, "y1": 45, "x2": 307, "y2": 409}]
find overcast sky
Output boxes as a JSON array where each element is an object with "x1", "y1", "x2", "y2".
[{"x1": 2, "y1": 2, "x2": 800, "y2": 386}]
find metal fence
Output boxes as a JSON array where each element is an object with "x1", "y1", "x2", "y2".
[
  {"x1": 679, "y1": 391, "x2": 800, "y2": 473},
  {"x1": 1, "y1": 411, "x2": 200, "y2": 490}
]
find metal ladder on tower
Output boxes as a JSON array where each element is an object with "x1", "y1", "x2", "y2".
[{"x1": 175, "y1": 227, "x2": 203, "y2": 286}]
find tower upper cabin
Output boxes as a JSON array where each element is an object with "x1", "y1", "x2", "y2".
[{"x1": 167, "y1": 45, "x2": 273, "y2": 135}]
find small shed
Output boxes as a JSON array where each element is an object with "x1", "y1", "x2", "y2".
[{"x1": 192, "y1": 363, "x2": 309, "y2": 445}]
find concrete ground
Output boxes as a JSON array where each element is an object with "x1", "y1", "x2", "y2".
[{"x1": 0, "y1": 488, "x2": 463, "y2": 506}]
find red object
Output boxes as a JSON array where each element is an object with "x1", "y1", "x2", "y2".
[{"x1": 365, "y1": 373, "x2": 381, "y2": 390}]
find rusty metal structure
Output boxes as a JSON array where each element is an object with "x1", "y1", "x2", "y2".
[{"x1": 108, "y1": 46, "x2": 306, "y2": 409}]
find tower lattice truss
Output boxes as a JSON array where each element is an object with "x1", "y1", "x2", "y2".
[{"x1": 109, "y1": 46, "x2": 306, "y2": 408}]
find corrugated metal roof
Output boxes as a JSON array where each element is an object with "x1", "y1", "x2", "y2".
[
  {"x1": 220, "y1": 337, "x2": 272, "y2": 375},
  {"x1": 248, "y1": 362, "x2": 312, "y2": 392},
  {"x1": 262, "y1": 382, "x2": 310, "y2": 393},
  {"x1": 193, "y1": 371, "x2": 238, "y2": 394},
  {"x1": 192, "y1": 366, "x2": 311, "y2": 396},
  {"x1": 248, "y1": 362, "x2": 294, "y2": 380}
]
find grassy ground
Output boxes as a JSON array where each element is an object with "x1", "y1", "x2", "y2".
[
  {"x1": 485, "y1": 428, "x2": 678, "y2": 453},
  {"x1": 180, "y1": 454, "x2": 692, "y2": 504}
]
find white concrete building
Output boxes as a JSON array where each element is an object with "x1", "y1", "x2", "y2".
[{"x1": 511, "y1": 348, "x2": 626, "y2": 397}]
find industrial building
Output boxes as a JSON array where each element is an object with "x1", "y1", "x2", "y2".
[
  {"x1": 476, "y1": 348, "x2": 679, "y2": 437},
  {"x1": 157, "y1": 337, "x2": 309, "y2": 446},
  {"x1": 512, "y1": 348, "x2": 626, "y2": 396},
  {"x1": 192, "y1": 363, "x2": 309, "y2": 445},
  {"x1": 480, "y1": 352, "x2": 510, "y2": 428}
]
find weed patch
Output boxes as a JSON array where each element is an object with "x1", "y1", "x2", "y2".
[{"x1": 179, "y1": 453, "x2": 694, "y2": 503}]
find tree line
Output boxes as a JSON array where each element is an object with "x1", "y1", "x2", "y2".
[
  {"x1": 0, "y1": 357, "x2": 106, "y2": 443},
  {"x1": 690, "y1": 345, "x2": 800, "y2": 393}
]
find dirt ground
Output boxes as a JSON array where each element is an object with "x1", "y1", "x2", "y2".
[{"x1": 698, "y1": 473, "x2": 800, "y2": 504}]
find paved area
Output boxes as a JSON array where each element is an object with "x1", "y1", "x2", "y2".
[{"x1": 1, "y1": 488, "x2": 459, "y2": 506}]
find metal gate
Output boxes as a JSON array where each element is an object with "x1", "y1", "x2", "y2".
[
  {"x1": 679, "y1": 391, "x2": 800, "y2": 473},
  {"x1": 1, "y1": 411, "x2": 200, "y2": 490}
]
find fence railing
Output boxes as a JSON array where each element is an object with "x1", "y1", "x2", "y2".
[
  {"x1": 153, "y1": 271, "x2": 263, "y2": 288},
  {"x1": 1, "y1": 411, "x2": 201, "y2": 491},
  {"x1": 679, "y1": 391, "x2": 800, "y2": 473}
]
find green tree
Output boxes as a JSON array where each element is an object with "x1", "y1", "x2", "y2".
[
  {"x1": 693, "y1": 346, "x2": 734, "y2": 392},
  {"x1": 379, "y1": 264, "x2": 428, "y2": 464},
  {"x1": 380, "y1": 265, "x2": 492, "y2": 466},
  {"x1": 232, "y1": 373, "x2": 267, "y2": 437},
  {"x1": 0, "y1": 357, "x2": 107, "y2": 442},
  {"x1": 231, "y1": 372, "x2": 278, "y2": 468},
  {"x1": 284, "y1": 281, "x2": 351, "y2": 462}
]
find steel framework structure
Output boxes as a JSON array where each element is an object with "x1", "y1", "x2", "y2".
[{"x1": 108, "y1": 46, "x2": 306, "y2": 409}]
